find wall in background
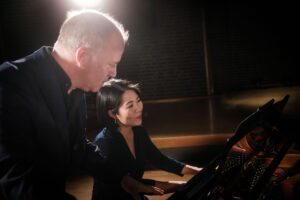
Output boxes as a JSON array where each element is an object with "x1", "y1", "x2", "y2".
[{"x1": 1, "y1": 0, "x2": 298, "y2": 100}]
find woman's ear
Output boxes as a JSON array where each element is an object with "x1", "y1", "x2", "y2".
[{"x1": 108, "y1": 110, "x2": 116, "y2": 119}]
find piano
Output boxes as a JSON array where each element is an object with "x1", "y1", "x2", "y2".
[{"x1": 168, "y1": 95, "x2": 300, "y2": 200}]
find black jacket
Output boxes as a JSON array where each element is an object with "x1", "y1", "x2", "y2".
[{"x1": 0, "y1": 47, "x2": 123, "y2": 200}]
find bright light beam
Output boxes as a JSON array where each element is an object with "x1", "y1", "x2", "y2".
[{"x1": 72, "y1": 0, "x2": 101, "y2": 8}]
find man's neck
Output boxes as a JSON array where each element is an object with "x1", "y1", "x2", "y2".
[{"x1": 51, "y1": 48, "x2": 77, "y2": 94}]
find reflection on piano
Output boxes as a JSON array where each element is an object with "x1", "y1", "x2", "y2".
[{"x1": 168, "y1": 95, "x2": 300, "y2": 200}]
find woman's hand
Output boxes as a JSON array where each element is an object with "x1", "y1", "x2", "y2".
[
  {"x1": 121, "y1": 175, "x2": 164, "y2": 200},
  {"x1": 181, "y1": 164, "x2": 202, "y2": 175},
  {"x1": 154, "y1": 180, "x2": 186, "y2": 193}
]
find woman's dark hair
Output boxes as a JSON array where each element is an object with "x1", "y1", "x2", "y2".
[{"x1": 96, "y1": 78, "x2": 141, "y2": 131}]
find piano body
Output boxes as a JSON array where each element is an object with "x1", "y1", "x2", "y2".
[{"x1": 168, "y1": 95, "x2": 300, "y2": 200}]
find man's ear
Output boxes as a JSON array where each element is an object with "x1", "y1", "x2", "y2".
[
  {"x1": 75, "y1": 47, "x2": 90, "y2": 69},
  {"x1": 108, "y1": 110, "x2": 116, "y2": 119}
]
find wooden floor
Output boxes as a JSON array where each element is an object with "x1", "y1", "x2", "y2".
[{"x1": 66, "y1": 170, "x2": 194, "y2": 200}]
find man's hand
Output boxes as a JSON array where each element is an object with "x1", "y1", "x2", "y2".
[{"x1": 121, "y1": 175, "x2": 164, "y2": 200}]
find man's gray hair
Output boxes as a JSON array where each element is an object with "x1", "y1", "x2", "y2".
[{"x1": 54, "y1": 9, "x2": 128, "y2": 53}]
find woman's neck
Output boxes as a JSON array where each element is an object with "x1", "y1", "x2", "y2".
[
  {"x1": 118, "y1": 125, "x2": 136, "y2": 159},
  {"x1": 118, "y1": 126, "x2": 133, "y2": 137}
]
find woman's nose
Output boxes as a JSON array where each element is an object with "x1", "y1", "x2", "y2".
[{"x1": 136, "y1": 102, "x2": 143, "y2": 112}]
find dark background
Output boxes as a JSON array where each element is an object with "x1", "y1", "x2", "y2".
[{"x1": 1, "y1": 0, "x2": 299, "y2": 100}]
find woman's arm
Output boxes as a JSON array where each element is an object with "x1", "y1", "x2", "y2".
[
  {"x1": 140, "y1": 127, "x2": 201, "y2": 176},
  {"x1": 140, "y1": 127, "x2": 185, "y2": 175}
]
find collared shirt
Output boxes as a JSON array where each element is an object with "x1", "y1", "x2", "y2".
[
  {"x1": 45, "y1": 47, "x2": 85, "y2": 156},
  {"x1": 44, "y1": 47, "x2": 71, "y2": 108}
]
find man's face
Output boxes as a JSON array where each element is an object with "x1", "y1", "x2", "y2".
[{"x1": 83, "y1": 32, "x2": 125, "y2": 92}]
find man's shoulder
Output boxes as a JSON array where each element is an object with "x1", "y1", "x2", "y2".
[
  {"x1": 0, "y1": 47, "x2": 51, "y2": 78},
  {"x1": 0, "y1": 47, "x2": 57, "y2": 89},
  {"x1": 0, "y1": 46, "x2": 64, "y2": 112}
]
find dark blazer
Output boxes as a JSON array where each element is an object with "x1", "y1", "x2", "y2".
[{"x1": 0, "y1": 47, "x2": 122, "y2": 200}]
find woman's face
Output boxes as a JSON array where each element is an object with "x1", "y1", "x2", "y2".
[{"x1": 116, "y1": 89, "x2": 143, "y2": 127}]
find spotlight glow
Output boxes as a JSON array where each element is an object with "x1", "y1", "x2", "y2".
[{"x1": 72, "y1": 0, "x2": 101, "y2": 8}]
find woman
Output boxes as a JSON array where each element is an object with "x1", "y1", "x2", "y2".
[{"x1": 92, "y1": 79, "x2": 201, "y2": 200}]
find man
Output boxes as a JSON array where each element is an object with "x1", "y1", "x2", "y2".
[{"x1": 0, "y1": 9, "x2": 163, "y2": 200}]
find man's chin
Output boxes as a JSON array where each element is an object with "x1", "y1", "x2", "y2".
[
  {"x1": 90, "y1": 88, "x2": 100, "y2": 93},
  {"x1": 91, "y1": 85, "x2": 103, "y2": 93},
  {"x1": 84, "y1": 84, "x2": 103, "y2": 93},
  {"x1": 81, "y1": 87, "x2": 98, "y2": 93}
]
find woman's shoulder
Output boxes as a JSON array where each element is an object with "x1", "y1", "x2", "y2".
[
  {"x1": 94, "y1": 127, "x2": 115, "y2": 143},
  {"x1": 93, "y1": 128, "x2": 123, "y2": 156}
]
